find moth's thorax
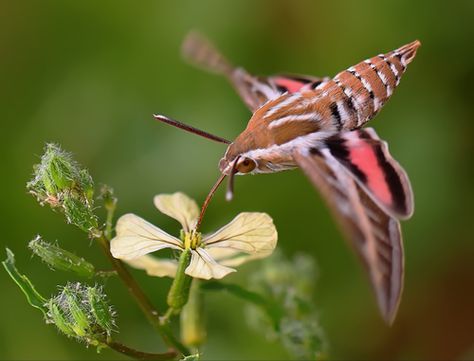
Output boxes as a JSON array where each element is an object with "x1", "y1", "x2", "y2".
[{"x1": 218, "y1": 93, "x2": 333, "y2": 175}]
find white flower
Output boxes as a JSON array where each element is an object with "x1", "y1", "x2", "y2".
[{"x1": 110, "y1": 192, "x2": 277, "y2": 280}]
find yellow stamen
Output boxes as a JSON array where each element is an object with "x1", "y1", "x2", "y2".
[{"x1": 183, "y1": 230, "x2": 202, "y2": 250}]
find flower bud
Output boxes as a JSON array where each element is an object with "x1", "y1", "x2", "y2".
[
  {"x1": 47, "y1": 283, "x2": 116, "y2": 344},
  {"x1": 27, "y1": 143, "x2": 98, "y2": 235},
  {"x1": 29, "y1": 236, "x2": 95, "y2": 278},
  {"x1": 99, "y1": 185, "x2": 117, "y2": 212},
  {"x1": 28, "y1": 144, "x2": 77, "y2": 202},
  {"x1": 63, "y1": 193, "x2": 98, "y2": 234},
  {"x1": 86, "y1": 286, "x2": 115, "y2": 336},
  {"x1": 48, "y1": 299, "x2": 76, "y2": 337},
  {"x1": 79, "y1": 169, "x2": 95, "y2": 204}
]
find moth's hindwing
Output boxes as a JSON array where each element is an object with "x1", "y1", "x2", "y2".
[
  {"x1": 293, "y1": 146, "x2": 404, "y2": 324},
  {"x1": 324, "y1": 128, "x2": 414, "y2": 219}
]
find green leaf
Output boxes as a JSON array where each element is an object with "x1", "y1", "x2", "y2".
[{"x1": 2, "y1": 248, "x2": 47, "y2": 316}]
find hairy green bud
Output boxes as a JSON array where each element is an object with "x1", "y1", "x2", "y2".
[
  {"x1": 63, "y1": 285, "x2": 90, "y2": 337},
  {"x1": 63, "y1": 194, "x2": 98, "y2": 234},
  {"x1": 27, "y1": 143, "x2": 98, "y2": 236},
  {"x1": 48, "y1": 299, "x2": 76, "y2": 337},
  {"x1": 28, "y1": 144, "x2": 78, "y2": 202},
  {"x1": 87, "y1": 286, "x2": 115, "y2": 336},
  {"x1": 48, "y1": 283, "x2": 116, "y2": 343},
  {"x1": 29, "y1": 236, "x2": 95, "y2": 278},
  {"x1": 79, "y1": 169, "x2": 95, "y2": 203}
]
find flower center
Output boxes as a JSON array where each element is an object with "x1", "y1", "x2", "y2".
[{"x1": 183, "y1": 230, "x2": 202, "y2": 250}]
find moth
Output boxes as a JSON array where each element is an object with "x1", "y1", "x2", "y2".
[{"x1": 154, "y1": 32, "x2": 420, "y2": 324}]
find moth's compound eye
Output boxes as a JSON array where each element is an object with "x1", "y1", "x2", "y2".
[
  {"x1": 236, "y1": 157, "x2": 256, "y2": 174},
  {"x1": 218, "y1": 158, "x2": 228, "y2": 173}
]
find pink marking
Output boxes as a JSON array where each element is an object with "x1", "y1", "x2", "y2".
[
  {"x1": 274, "y1": 77, "x2": 308, "y2": 93},
  {"x1": 349, "y1": 140, "x2": 392, "y2": 206}
]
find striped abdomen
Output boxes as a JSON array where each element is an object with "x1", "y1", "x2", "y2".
[
  {"x1": 228, "y1": 40, "x2": 421, "y2": 160},
  {"x1": 318, "y1": 40, "x2": 421, "y2": 130}
]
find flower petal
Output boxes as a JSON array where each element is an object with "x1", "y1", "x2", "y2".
[
  {"x1": 204, "y1": 247, "x2": 259, "y2": 267},
  {"x1": 203, "y1": 212, "x2": 277, "y2": 267},
  {"x1": 110, "y1": 213, "x2": 182, "y2": 260},
  {"x1": 154, "y1": 192, "x2": 200, "y2": 232},
  {"x1": 125, "y1": 255, "x2": 178, "y2": 278},
  {"x1": 185, "y1": 249, "x2": 236, "y2": 280}
]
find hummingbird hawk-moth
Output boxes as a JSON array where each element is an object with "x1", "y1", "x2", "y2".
[{"x1": 154, "y1": 32, "x2": 420, "y2": 324}]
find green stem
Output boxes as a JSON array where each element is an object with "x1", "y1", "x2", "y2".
[
  {"x1": 104, "y1": 199, "x2": 116, "y2": 241},
  {"x1": 106, "y1": 339, "x2": 177, "y2": 360},
  {"x1": 166, "y1": 249, "x2": 192, "y2": 311},
  {"x1": 96, "y1": 234, "x2": 190, "y2": 356},
  {"x1": 161, "y1": 308, "x2": 174, "y2": 323}
]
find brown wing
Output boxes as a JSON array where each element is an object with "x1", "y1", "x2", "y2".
[
  {"x1": 182, "y1": 31, "x2": 328, "y2": 112},
  {"x1": 293, "y1": 146, "x2": 404, "y2": 324}
]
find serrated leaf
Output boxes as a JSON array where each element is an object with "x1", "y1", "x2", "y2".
[{"x1": 2, "y1": 248, "x2": 47, "y2": 316}]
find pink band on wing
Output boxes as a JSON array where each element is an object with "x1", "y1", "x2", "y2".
[
  {"x1": 274, "y1": 77, "x2": 308, "y2": 93},
  {"x1": 349, "y1": 141, "x2": 392, "y2": 205}
]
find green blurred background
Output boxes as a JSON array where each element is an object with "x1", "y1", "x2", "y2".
[{"x1": 1, "y1": 0, "x2": 474, "y2": 359}]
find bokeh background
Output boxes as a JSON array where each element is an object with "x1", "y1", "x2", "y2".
[{"x1": 1, "y1": 0, "x2": 474, "y2": 360}]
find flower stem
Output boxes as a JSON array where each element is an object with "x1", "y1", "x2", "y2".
[
  {"x1": 106, "y1": 339, "x2": 177, "y2": 360},
  {"x1": 167, "y1": 249, "x2": 192, "y2": 311},
  {"x1": 96, "y1": 234, "x2": 190, "y2": 356},
  {"x1": 104, "y1": 195, "x2": 116, "y2": 241}
]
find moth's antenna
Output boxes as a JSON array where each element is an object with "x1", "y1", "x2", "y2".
[
  {"x1": 153, "y1": 114, "x2": 231, "y2": 145},
  {"x1": 195, "y1": 172, "x2": 227, "y2": 231},
  {"x1": 225, "y1": 156, "x2": 240, "y2": 202}
]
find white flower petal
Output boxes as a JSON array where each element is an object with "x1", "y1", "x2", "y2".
[
  {"x1": 202, "y1": 212, "x2": 277, "y2": 266},
  {"x1": 204, "y1": 247, "x2": 260, "y2": 267},
  {"x1": 154, "y1": 192, "x2": 200, "y2": 232},
  {"x1": 185, "y1": 249, "x2": 236, "y2": 280},
  {"x1": 110, "y1": 213, "x2": 182, "y2": 260},
  {"x1": 125, "y1": 255, "x2": 178, "y2": 278}
]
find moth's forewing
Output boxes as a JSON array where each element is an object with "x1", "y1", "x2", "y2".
[
  {"x1": 293, "y1": 147, "x2": 404, "y2": 324},
  {"x1": 181, "y1": 31, "x2": 234, "y2": 77},
  {"x1": 182, "y1": 31, "x2": 329, "y2": 112}
]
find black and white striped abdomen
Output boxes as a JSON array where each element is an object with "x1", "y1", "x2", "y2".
[{"x1": 328, "y1": 40, "x2": 421, "y2": 130}]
